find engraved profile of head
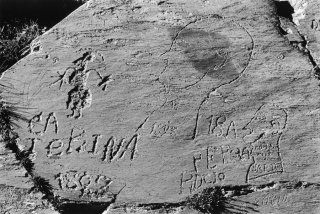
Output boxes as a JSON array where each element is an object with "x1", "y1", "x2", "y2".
[{"x1": 171, "y1": 27, "x2": 233, "y2": 78}]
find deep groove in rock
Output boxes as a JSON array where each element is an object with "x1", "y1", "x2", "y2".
[
  {"x1": 274, "y1": 1, "x2": 320, "y2": 80},
  {"x1": 274, "y1": 1, "x2": 294, "y2": 21}
]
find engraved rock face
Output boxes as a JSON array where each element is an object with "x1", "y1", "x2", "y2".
[{"x1": 2, "y1": 0, "x2": 320, "y2": 213}]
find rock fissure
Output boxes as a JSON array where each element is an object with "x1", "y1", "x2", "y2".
[{"x1": 276, "y1": 1, "x2": 320, "y2": 79}]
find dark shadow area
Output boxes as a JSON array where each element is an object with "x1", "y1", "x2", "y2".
[
  {"x1": 0, "y1": 0, "x2": 86, "y2": 73},
  {"x1": 0, "y1": 0, "x2": 85, "y2": 28},
  {"x1": 187, "y1": 186, "x2": 259, "y2": 214},
  {"x1": 170, "y1": 27, "x2": 238, "y2": 81},
  {"x1": 57, "y1": 202, "x2": 111, "y2": 214},
  {"x1": 274, "y1": 1, "x2": 294, "y2": 21}
]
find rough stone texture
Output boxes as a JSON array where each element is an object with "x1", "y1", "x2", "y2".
[
  {"x1": 0, "y1": 185, "x2": 57, "y2": 214},
  {"x1": 0, "y1": 145, "x2": 57, "y2": 214},
  {"x1": 1, "y1": 0, "x2": 320, "y2": 213},
  {"x1": 0, "y1": 143, "x2": 31, "y2": 188}
]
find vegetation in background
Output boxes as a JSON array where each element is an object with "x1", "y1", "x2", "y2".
[
  {"x1": 187, "y1": 187, "x2": 227, "y2": 213},
  {"x1": 0, "y1": 0, "x2": 89, "y2": 74},
  {"x1": 0, "y1": 20, "x2": 44, "y2": 73},
  {"x1": 0, "y1": 1, "x2": 88, "y2": 213},
  {"x1": 186, "y1": 186, "x2": 259, "y2": 214}
]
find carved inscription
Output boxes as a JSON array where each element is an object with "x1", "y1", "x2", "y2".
[
  {"x1": 254, "y1": 193, "x2": 289, "y2": 207},
  {"x1": 46, "y1": 128, "x2": 139, "y2": 163},
  {"x1": 180, "y1": 170, "x2": 225, "y2": 194},
  {"x1": 27, "y1": 111, "x2": 138, "y2": 163},
  {"x1": 28, "y1": 112, "x2": 59, "y2": 136},
  {"x1": 193, "y1": 104, "x2": 287, "y2": 185},
  {"x1": 56, "y1": 171, "x2": 114, "y2": 199},
  {"x1": 311, "y1": 19, "x2": 320, "y2": 31},
  {"x1": 180, "y1": 150, "x2": 225, "y2": 194},
  {"x1": 206, "y1": 135, "x2": 284, "y2": 181},
  {"x1": 150, "y1": 122, "x2": 177, "y2": 138},
  {"x1": 197, "y1": 114, "x2": 239, "y2": 140}
]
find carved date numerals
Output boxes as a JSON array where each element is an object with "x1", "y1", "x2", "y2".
[{"x1": 56, "y1": 171, "x2": 113, "y2": 199}]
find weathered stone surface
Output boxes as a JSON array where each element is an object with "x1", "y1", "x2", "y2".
[
  {"x1": 0, "y1": 184, "x2": 56, "y2": 214},
  {"x1": 0, "y1": 143, "x2": 32, "y2": 188},
  {"x1": 1, "y1": 0, "x2": 320, "y2": 213}
]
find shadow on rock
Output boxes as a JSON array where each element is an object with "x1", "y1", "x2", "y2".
[
  {"x1": 187, "y1": 186, "x2": 259, "y2": 214},
  {"x1": 56, "y1": 201, "x2": 111, "y2": 214},
  {"x1": 0, "y1": 0, "x2": 85, "y2": 27},
  {"x1": 169, "y1": 27, "x2": 239, "y2": 81}
]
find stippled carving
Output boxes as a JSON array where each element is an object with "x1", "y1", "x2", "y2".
[
  {"x1": 66, "y1": 52, "x2": 94, "y2": 119},
  {"x1": 50, "y1": 51, "x2": 113, "y2": 119},
  {"x1": 50, "y1": 52, "x2": 93, "y2": 119}
]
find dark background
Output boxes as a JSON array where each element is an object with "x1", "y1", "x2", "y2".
[{"x1": 0, "y1": 0, "x2": 84, "y2": 27}]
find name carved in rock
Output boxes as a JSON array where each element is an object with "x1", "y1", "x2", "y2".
[
  {"x1": 182, "y1": 104, "x2": 288, "y2": 194},
  {"x1": 27, "y1": 112, "x2": 138, "y2": 163},
  {"x1": 46, "y1": 128, "x2": 139, "y2": 163}
]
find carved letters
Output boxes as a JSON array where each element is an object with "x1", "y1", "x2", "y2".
[
  {"x1": 150, "y1": 122, "x2": 177, "y2": 138},
  {"x1": 46, "y1": 128, "x2": 139, "y2": 163},
  {"x1": 180, "y1": 170, "x2": 225, "y2": 194},
  {"x1": 311, "y1": 19, "x2": 320, "y2": 31},
  {"x1": 187, "y1": 104, "x2": 288, "y2": 190},
  {"x1": 180, "y1": 149, "x2": 226, "y2": 194},
  {"x1": 254, "y1": 193, "x2": 289, "y2": 206},
  {"x1": 28, "y1": 112, "x2": 59, "y2": 136},
  {"x1": 27, "y1": 112, "x2": 138, "y2": 163}
]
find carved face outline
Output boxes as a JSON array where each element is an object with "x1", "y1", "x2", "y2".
[
  {"x1": 168, "y1": 27, "x2": 241, "y2": 81},
  {"x1": 176, "y1": 29, "x2": 230, "y2": 73}
]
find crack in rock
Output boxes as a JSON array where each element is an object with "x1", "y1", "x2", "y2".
[{"x1": 275, "y1": 2, "x2": 320, "y2": 80}]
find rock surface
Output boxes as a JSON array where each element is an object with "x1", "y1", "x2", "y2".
[{"x1": 1, "y1": 0, "x2": 320, "y2": 213}]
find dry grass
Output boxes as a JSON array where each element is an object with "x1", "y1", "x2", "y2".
[{"x1": 0, "y1": 20, "x2": 44, "y2": 73}]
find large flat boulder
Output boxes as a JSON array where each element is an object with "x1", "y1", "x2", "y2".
[{"x1": 1, "y1": 0, "x2": 320, "y2": 213}]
